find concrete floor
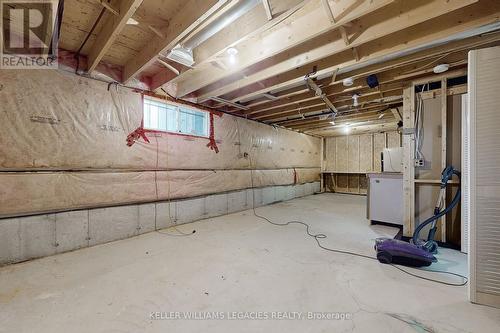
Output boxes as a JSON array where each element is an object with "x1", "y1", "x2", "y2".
[{"x1": 1, "y1": 193, "x2": 499, "y2": 332}]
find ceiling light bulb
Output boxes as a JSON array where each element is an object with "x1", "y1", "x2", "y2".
[
  {"x1": 329, "y1": 121, "x2": 335, "y2": 125},
  {"x1": 343, "y1": 77, "x2": 354, "y2": 87},
  {"x1": 378, "y1": 113, "x2": 385, "y2": 119},
  {"x1": 227, "y1": 47, "x2": 238, "y2": 56},
  {"x1": 433, "y1": 63, "x2": 449, "y2": 74}
]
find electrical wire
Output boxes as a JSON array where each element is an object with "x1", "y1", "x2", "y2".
[
  {"x1": 414, "y1": 84, "x2": 428, "y2": 161},
  {"x1": 153, "y1": 112, "x2": 196, "y2": 237},
  {"x1": 247, "y1": 155, "x2": 468, "y2": 287},
  {"x1": 143, "y1": 107, "x2": 466, "y2": 284}
]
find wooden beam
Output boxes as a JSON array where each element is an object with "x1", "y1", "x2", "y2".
[
  {"x1": 439, "y1": 78, "x2": 448, "y2": 242},
  {"x1": 262, "y1": 0, "x2": 273, "y2": 20},
  {"x1": 99, "y1": 0, "x2": 119, "y2": 16},
  {"x1": 148, "y1": 25, "x2": 165, "y2": 39},
  {"x1": 254, "y1": 89, "x2": 403, "y2": 121},
  {"x1": 307, "y1": 122, "x2": 398, "y2": 135},
  {"x1": 321, "y1": 0, "x2": 334, "y2": 22},
  {"x1": 285, "y1": 109, "x2": 392, "y2": 129},
  {"x1": 193, "y1": 0, "x2": 306, "y2": 67},
  {"x1": 170, "y1": 0, "x2": 395, "y2": 97},
  {"x1": 239, "y1": 57, "x2": 453, "y2": 117},
  {"x1": 352, "y1": 47, "x2": 359, "y2": 61},
  {"x1": 157, "y1": 58, "x2": 180, "y2": 76},
  {"x1": 391, "y1": 107, "x2": 402, "y2": 121},
  {"x1": 339, "y1": 26, "x2": 349, "y2": 46},
  {"x1": 233, "y1": 32, "x2": 500, "y2": 111},
  {"x1": 276, "y1": 106, "x2": 400, "y2": 131},
  {"x1": 122, "y1": 0, "x2": 229, "y2": 83},
  {"x1": 402, "y1": 85, "x2": 415, "y2": 237},
  {"x1": 194, "y1": 0, "x2": 479, "y2": 101},
  {"x1": 87, "y1": 0, "x2": 144, "y2": 73},
  {"x1": 216, "y1": 0, "x2": 498, "y2": 105},
  {"x1": 298, "y1": 117, "x2": 395, "y2": 132}
]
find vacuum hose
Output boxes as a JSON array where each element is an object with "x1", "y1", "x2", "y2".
[{"x1": 411, "y1": 166, "x2": 461, "y2": 248}]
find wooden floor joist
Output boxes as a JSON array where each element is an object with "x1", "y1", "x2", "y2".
[{"x1": 58, "y1": 0, "x2": 500, "y2": 132}]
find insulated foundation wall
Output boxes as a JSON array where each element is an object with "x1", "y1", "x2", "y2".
[
  {"x1": 0, "y1": 70, "x2": 321, "y2": 217},
  {"x1": 0, "y1": 70, "x2": 320, "y2": 171},
  {"x1": 323, "y1": 131, "x2": 401, "y2": 194},
  {"x1": 0, "y1": 168, "x2": 319, "y2": 218},
  {"x1": 0, "y1": 182, "x2": 321, "y2": 265}
]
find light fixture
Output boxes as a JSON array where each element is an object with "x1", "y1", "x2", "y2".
[
  {"x1": 378, "y1": 113, "x2": 385, "y2": 119},
  {"x1": 126, "y1": 18, "x2": 139, "y2": 25},
  {"x1": 352, "y1": 93, "x2": 360, "y2": 107},
  {"x1": 227, "y1": 47, "x2": 238, "y2": 56},
  {"x1": 227, "y1": 47, "x2": 238, "y2": 64},
  {"x1": 329, "y1": 120, "x2": 335, "y2": 125},
  {"x1": 433, "y1": 63, "x2": 449, "y2": 74},
  {"x1": 343, "y1": 77, "x2": 354, "y2": 87}
]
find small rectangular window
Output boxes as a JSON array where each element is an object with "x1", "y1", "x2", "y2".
[{"x1": 143, "y1": 97, "x2": 209, "y2": 137}]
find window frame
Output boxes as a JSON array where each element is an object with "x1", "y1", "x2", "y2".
[{"x1": 142, "y1": 96, "x2": 210, "y2": 138}]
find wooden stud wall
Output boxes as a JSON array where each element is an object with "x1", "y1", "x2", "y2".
[
  {"x1": 323, "y1": 130, "x2": 401, "y2": 195},
  {"x1": 402, "y1": 73, "x2": 467, "y2": 239}
]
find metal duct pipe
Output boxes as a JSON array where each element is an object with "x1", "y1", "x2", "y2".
[{"x1": 183, "y1": 0, "x2": 261, "y2": 50}]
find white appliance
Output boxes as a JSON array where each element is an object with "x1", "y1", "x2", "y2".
[
  {"x1": 367, "y1": 173, "x2": 403, "y2": 226},
  {"x1": 382, "y1": 147, "x2": 403, "y2": 172}
]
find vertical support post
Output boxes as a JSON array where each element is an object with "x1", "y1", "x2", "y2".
[
  {"x1": 357, "y1": 174, "x2": 360, "y2": 194},
  {"x1": 440, "y1": 79, "x2": 448, "y2": 242},
  {"x1": 371, "y1": 133, "x2": 375, "y2": 172},
  {"x1": 402, "y1": 85, "x2": 416, "y2": 236},
  {"x1": 320, "y1": 137, "x2": 325, "y2": 192}
]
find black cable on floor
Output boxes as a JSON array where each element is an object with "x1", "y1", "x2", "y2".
[
  {"x1": 251, "y1": 200, "x2": 468, "y2": 287},
  {"x1": 156, "y1": 228, "x2": 196, "y2": 237}
]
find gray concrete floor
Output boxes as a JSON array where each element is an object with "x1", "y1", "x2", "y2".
[{"x1": 1, "y1": 193, "x2": 499, "y2": 332}]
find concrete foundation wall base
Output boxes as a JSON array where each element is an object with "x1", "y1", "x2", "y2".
[{"x1": 0, "y1": 182, "x2": 320, "y2": 265}]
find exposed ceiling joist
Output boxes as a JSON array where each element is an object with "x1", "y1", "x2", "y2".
[
  {"x1": 292, "y1": 115, "x2": 398, "y2": 132},
  {"x1": 232, "y1": 31, "x2": 500, "y2": 113},
  {"x1": 288, "y1": 110, "x2": 396, "y2": 129},
  {"x1": 307, "y1": 122, "x2": 399, "y2": 135},
  {"x1": 256, "y1": 89, "x2": 404, "y2": 123},
  {"x1": 87, "y1": 0, "x2": 144, "y2": 73},
  {"x1": 122, "y1": 0, "x2": 230, "y2": 83},
  {"x1": 99, "y1": 0, "x2": 119, "y2": 16},
  {"x1": 257, "y1": 91, "x2": 404, "y2": 122},
  {"x1": 216, "y1": 0, "x2": 499, "y2": 105},
  {"x1": 262, "y1": 0, "x2": 273, "y2": 20},
  {"x1": 233, "y1": 50, "x2": 471, "y2": 117},
  {"x1": 194, "y1": 0, "x2": 478, "y2": 102},
  {"x1": 192, "y1": 0, "x2": 305, "y2": 67},
  {"x1": 170, "y1": 0, "x2": 395, "y2": 97},
  {"x1": 210, "y1": 97, "x2": 249, "y2": 110}
]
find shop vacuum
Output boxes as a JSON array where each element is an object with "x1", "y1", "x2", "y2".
[{"x1": 374, "y1": 166, "x2": 461, "y2": 267}]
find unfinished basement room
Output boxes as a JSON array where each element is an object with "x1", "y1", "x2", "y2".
[{"x1": 2, "y1": 0, "x2": 500, "y2": 332}]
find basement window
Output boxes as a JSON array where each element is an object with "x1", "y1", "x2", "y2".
[{"x1": 143, "y1": 97, "x2": 209, "y2": 137}]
